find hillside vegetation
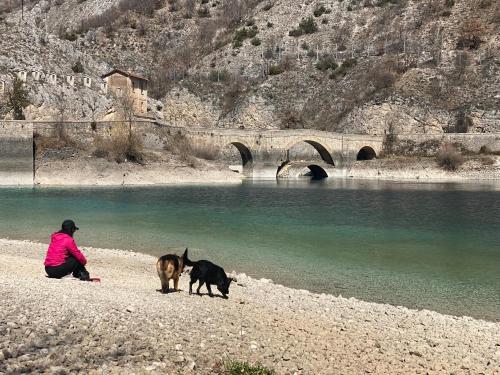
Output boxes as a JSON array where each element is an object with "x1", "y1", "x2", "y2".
[{"x1": 0, "y1": 0, "x2": 499, "y2": 135}]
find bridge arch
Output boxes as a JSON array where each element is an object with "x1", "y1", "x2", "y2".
[
  {"x1": 285, "y1": 139, "x2": 335, "y2": 166},
  {"x1": 228, "y1": 141, "x2": 253, "y2": 168},
  {"x1": 305, "y1": 164, "x2": 329, "y2": 180},
  {"x1": 356, "y1": 146, "x2": 376, "y2": 161}
]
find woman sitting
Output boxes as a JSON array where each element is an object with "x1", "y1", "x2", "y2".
[{"x1": 44, "y1": 220, "x2": 90, "y2": 281}]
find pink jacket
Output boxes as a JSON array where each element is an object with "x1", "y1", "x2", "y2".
[{"x1": 43, "y1": 232, "x2": 87, "y2": 267}]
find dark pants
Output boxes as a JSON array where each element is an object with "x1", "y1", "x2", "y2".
[{"x1": 45, "y1": 256, "x2": 89, "y2": 280}]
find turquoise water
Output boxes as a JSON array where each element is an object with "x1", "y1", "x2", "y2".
[{"x1": 0, "y1": 180, "x2": 499, "y2": 321}]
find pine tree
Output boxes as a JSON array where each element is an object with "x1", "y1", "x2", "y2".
[{"x1": 8, "y1": 77, "x2": 30, "y2": 120}]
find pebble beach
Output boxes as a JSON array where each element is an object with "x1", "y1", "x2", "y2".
[{"x1": 0, "y1": 238, "x2": 499, "y2": 374}]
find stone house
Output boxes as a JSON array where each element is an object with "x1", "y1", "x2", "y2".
[{"x1": 101, "y1": 69, "x2": 148, "y2": 115}]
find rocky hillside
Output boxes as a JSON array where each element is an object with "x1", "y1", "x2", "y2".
[{"x1": 0, "y1": 0, "x2": 499, "y2": 135}]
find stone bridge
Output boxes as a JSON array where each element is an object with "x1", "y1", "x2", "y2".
[
  {"x1": 2, "y1": 120, "x2": 500, "y2": 185},
  {"x1": 180, "y1": 128, "x2": 384, "y2": 179}
]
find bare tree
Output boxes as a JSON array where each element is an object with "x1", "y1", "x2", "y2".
[
  {"x1": 115, "y1": 87, "x2": 136, "y2": 143},
  {"x1": 53, "y1": 90, "x2": 68, "y2": 124}
]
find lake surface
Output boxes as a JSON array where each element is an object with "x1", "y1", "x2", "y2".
[{"x1": 1, "y1": 180, "x2": 499, "y2": 321}]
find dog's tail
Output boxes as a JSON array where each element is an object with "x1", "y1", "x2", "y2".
[{"x1": 182, "y1": 248, "x2": 195, "y2": 266}]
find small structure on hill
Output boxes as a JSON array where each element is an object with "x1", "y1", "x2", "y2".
[
  {"x1": 83, "y1": 76, "x2": 92, "y2": 88},
  {"x1": 101, "y1": 69, "x2": 148, "y2": 115},
  {"x1": 32, "y1": 71, "x2": 41, "y2": 81},
  {"x1": 66, "y1": 75, "x2": 75, "y2": 87},
  {"x1": 48, "y1": 74, "x2": 57, "y2": 85},
  {"x1": 17, "y1": 71, "x2": 27, "y2": 82}
]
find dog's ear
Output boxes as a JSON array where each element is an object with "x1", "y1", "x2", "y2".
[{"x1": 182, "y1": 248, "x2": 188, "y2": 257}]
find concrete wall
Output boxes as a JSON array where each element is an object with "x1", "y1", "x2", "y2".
[
  {"x1": 398, "y1": 133, "x2": 500, "y2": 153},
  {"x1": 33, "y1": 121, "x2": 168, "y2": 151},
  {"x1": 0, "y1": 121, "x2": 33, "y2": 185}
]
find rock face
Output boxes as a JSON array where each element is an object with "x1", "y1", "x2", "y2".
[
  {"x1": 1, "y1": 0, "x2": 499, "y2": 134},
  {"x1": 0, "y1": 238, "x2": 499, "y2": 374}
]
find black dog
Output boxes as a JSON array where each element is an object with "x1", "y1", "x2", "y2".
[{"x1": 185, "y1": 254, "x2": 233, "y2": 298}]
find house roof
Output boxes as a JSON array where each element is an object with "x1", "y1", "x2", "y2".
[{"x1": 101, "y1": 69, "x2": 149, "y2": 81}]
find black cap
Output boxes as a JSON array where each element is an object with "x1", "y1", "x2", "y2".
[{"x1": 62, "y1": 219, "x2": 79, "y2": 231}]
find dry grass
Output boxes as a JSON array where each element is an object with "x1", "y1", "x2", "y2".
[
  {"x1": 436, "y1": 143, "x2": 464, "y2": 171},
  {"x1": 92, "y1": 122, "x2": 144, "y2": 164},
  {"x1": 34, "y1": 125, "x2": 79, "y2": 157},
  {"x1": 165, "y1": 133, "x2": 219, "y2": 167}
]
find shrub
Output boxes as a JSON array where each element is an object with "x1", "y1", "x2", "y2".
[
  {"x1": 479, "y1": 145, "x2": 491, "y2": 154},
  {"x1": 6, "y1": 77, "x2": 30, "y2": 120},
  {"x1": 280, "y1": 109, "x2": 303, "y2": 129},
  {"x1": 93, "y1": 122, "x2": 144, "y2": 164},
  {"x1": 436, "y1": 143, "x2": 463, "y2": 171},
  {"x1": 263, "y1": 3, "x2": 273, "y2": 11},
  {"x1": 313, "y1": 5, "x2": 327, "y2": 17},
  {"x1": 251, "y1": 37, "x2": 261, "y2": 46},
  {"x1": 222, "y1": 360, "x2": 275, "y2": 375},
  {"x1": 34, "y1": 126, "x2": 78, "y2": 156},
  {"x1": 71, "y1": 60, "x2": 84, "y2": 73},
  {"x1": 341, "y1": 58, "x2": 357, "y2": 69},
  {"x1": 444, "y1": 0, "x2": 454, "y2": 7},
  {"x1": 289, "y1": 28, "x2": 303, "y2": 37},
  {"x1": 268, "y1": 65, "x2": 284, "y2": 75},
  {"x1": 457, "y1": 20, "x2": 484, "y2": 50},
  {"x1": 480, "y1": 156, "x2": 495, "y2": 166},
  {"x1": 166, "y1": 133, "x2": 219, "y2": 162},
  {"x1": 289, "y1": 16, "x2": 318, "y2": 37},
  {"x1": 197, "y1": 6, "x2": 210, "y2": 17},
  {"x1": 233, "y1": 27, "x2": 258, "y2": 48},
  {"x1": 299, "y1": 16, "x2": 318, "y2": 34},
  {"x1": 454, "y1": 111, "x2": 472, "y2": 133},
  {"x1": 328, "y1": 58, "x2": 357, "y2": 79},
  {"x1": 316, "y1": 55, "x2": 338, "y2": 71}
]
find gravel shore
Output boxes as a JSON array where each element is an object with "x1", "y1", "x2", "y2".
[{"x1": 1, "y1": 239, "x2": 499, "y2": 374}]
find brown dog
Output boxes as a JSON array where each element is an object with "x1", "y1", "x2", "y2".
[{"x1": 156, "y1": 249, "x2": 188, "y2": 294}]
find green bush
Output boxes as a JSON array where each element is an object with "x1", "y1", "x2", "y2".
[
  {"x1": 290, "y1": 16, "x2": 318, "y2": 37},
  {"x1": 299, "y1": 16, "x2": 318, "y2": 34},
  {"x1": 341, "y1": 58, "x2": 357, "y2": 68},
  {"x1": 313, "y1": 5, "x2": 327, "y2": 17},
  {"x1": 445, "y1": 0, "x2": 454, "y2": 7},
  {"x1": 316, "y1": 55, "x2": 338, "y2": 71},
  {"x1": 251, "y1": 37, "x2": 261, "y2": 46},
  {"x1": 289, "y1": 28, "x2": 303, "y2": 37},
  {"x1": 233, "y1": 27, "x2": 258, "y2": 48},
  {"x1": 329, "y1": 58, "x2": 357, "y2": 79},
  {"x1": 72, "y1": 61, "x2": 84, "y2": 73},
  {"x1": 223, "y1": 360, "x2": 275, "y2": 375},
  {"x1": 268, "y1": 65, "x2": 284, "y2": 75}
]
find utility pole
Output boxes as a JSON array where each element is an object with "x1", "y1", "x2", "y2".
[{"x1": 21, "y1": 0, "x2": 24, "y2": 21}]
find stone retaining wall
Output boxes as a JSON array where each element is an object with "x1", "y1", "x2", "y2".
[
  {"x1": 0, "y1": 121, "x2": 33, "y2": 185},
  {"x1": 397, "y1": 133, "x2": 500, "y2": 153}
]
